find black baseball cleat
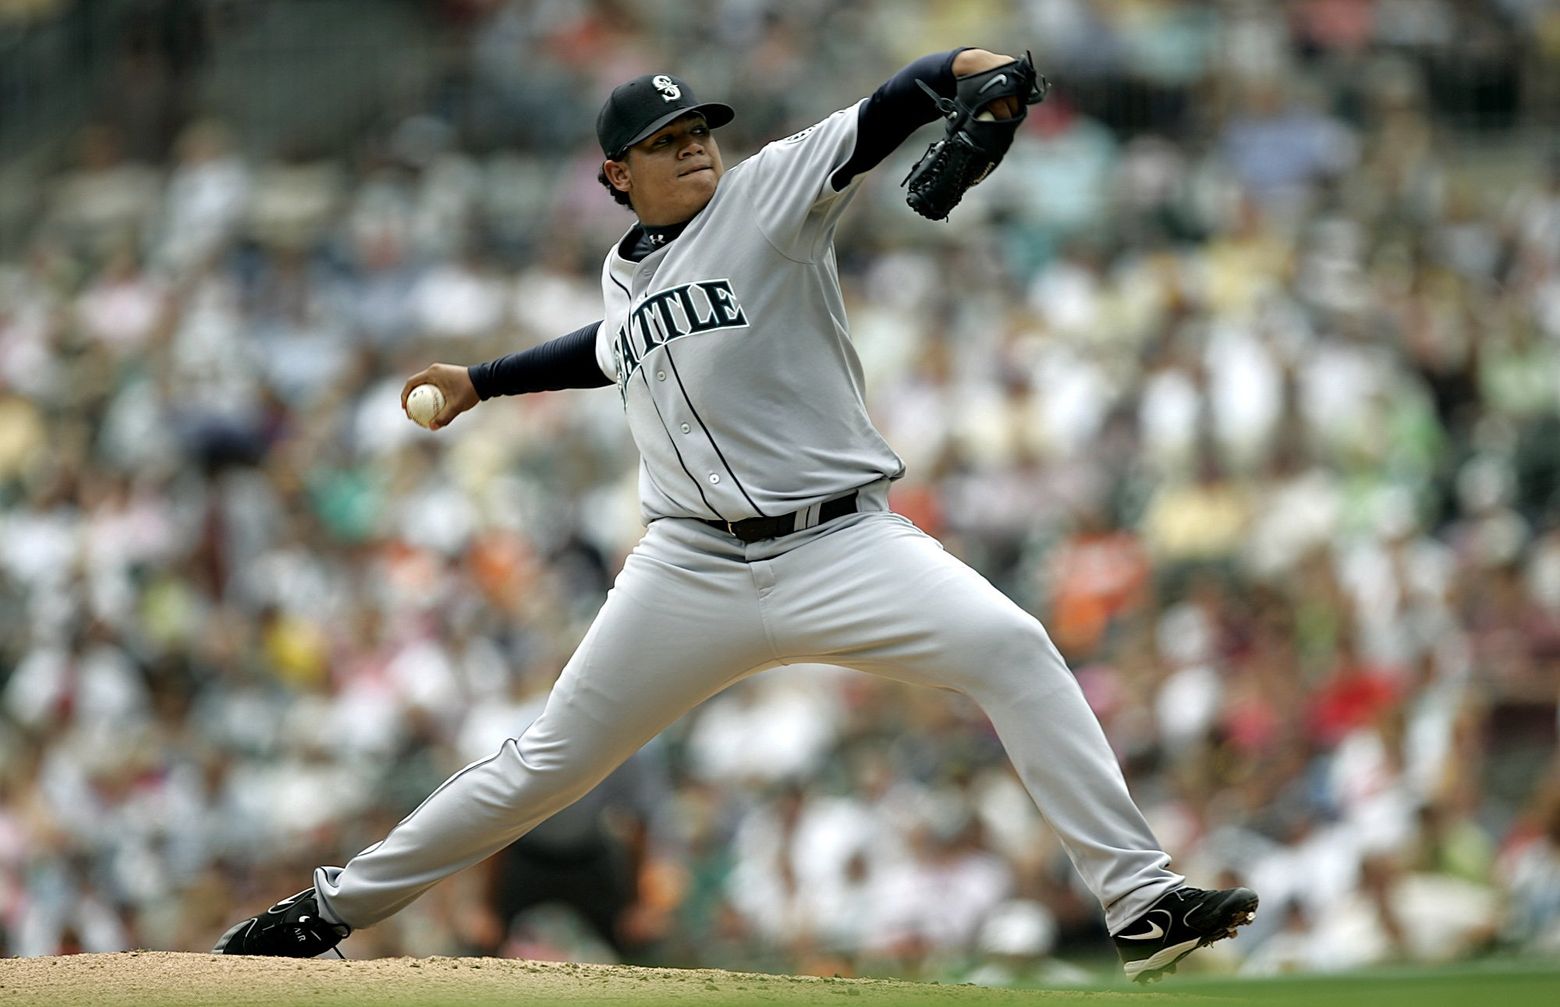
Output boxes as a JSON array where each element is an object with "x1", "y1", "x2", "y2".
[
  {"x1": 1113, "y1": 885, "x2": 1259, "y2": 983},
  {"x1": 212, "y1": 887, "x2": 351, "y2": 957}
]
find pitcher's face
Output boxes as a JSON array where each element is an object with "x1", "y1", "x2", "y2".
[{"x1": 603, "y1": 113, "x2": 724, "y2": 226}]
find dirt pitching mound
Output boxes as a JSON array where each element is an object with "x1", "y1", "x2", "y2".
[{"x1": 0, "y1": 952, "x2": 1210, "y2": 1007}]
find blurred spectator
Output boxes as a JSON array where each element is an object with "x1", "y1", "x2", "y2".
[
  {"x1": 156, "y1": 120, "x2": 251, "y2": 276},
  {"x1": 1219, "y1": 79, "x2": 1358, "y2": 217},
  {"x1": 1498, "y1": 775, "x2": 1560, "y2": 954},
  {"x1": 44, "y1": 124, "x2": 162, "y2": 257}
]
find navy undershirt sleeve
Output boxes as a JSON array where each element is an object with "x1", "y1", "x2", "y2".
[
  {"x1": 467, "y1": 321, "x2": 611, "y2": 398},
  {"x1": 830, "y1": 48, "x2": 968, "y2": 192}
]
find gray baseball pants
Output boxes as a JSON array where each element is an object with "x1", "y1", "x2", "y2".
[{"x1": 313, "y1": 481, "x2": 1182, "y2": 933}]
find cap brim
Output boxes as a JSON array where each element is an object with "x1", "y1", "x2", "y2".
[{"x1": 615, "y1": 102, "x2": 735, "y2": 157}]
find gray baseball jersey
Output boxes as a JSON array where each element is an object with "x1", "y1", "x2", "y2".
[{"x1": 594, "y1": 101, "x2": 904, "y2": 524}]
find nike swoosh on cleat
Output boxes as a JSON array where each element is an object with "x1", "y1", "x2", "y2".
[{"x1": 1117, "y1": 920, "x2": 1165, "y2": 940}]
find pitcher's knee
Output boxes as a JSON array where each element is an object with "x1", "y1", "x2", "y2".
[
  {"x1": 945, "y1": 609, "x2": 1064, "y2": 685},
  {"x1": 499, "y1": 733, "x2": 614, "y2": 809},
  {"x1": 992, "y1": 615, "x2": 1059, "y2": 668}
]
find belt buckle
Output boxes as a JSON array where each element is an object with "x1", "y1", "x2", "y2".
[{"x1": 724, "y1": 520, "x2": 739, "y2": 537}]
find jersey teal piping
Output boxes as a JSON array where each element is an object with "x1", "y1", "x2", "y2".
[
  {"x1": 641, "y1": 364, "x2": 726, "y2": 521},
  {"x1": 663, "y1": 343, "x2": 769, "y2": 517}
]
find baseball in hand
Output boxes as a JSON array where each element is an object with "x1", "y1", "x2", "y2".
[{"x1": 406, "y1": 384, "x2": 445, "y2": 428}]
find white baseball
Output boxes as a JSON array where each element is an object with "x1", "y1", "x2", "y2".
[{"x1": 406, "y1": 384, "x2": 445, "y2": 428}]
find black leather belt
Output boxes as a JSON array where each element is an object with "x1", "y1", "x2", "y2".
[{"x1": 701, "y1": 492, "x2": 859, "y2": 543}]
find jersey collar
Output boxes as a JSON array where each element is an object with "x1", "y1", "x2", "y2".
[{"x1": 618, "y1": 219, "x2": 692, "y2": 262}]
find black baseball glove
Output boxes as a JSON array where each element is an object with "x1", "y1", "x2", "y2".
[{"x1": 902, "y1": 51, "x2": 1050, "y2": 221}]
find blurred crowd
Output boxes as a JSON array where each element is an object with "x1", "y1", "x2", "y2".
[{"x1": 3, "y1": 0, "x2": 1560, "y2": 985}]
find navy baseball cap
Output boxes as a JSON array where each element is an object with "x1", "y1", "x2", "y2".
[{"x1": 596, "y1": 73, "x2": 734, "y2": 160}]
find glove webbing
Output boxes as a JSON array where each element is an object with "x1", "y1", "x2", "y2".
[{"x1": 903, "y1": 108, "x2": 1003, "y2": 220}]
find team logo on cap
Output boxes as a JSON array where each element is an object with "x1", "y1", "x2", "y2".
[{"x1": 652, "y1": 75, "x2": 682, "y2": 102}]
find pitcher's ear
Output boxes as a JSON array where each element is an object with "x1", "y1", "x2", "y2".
[{"x1": 603, "y1": 159, "x2": 632, "y2": 194}]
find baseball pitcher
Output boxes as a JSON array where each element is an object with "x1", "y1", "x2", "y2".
[{"x1": 215, "y1": 46, "x2": 1257, "y2": 982}]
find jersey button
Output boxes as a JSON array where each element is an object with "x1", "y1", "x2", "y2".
[
  {"x1": 656, "y1": 370, "x2": 667, "y2": 381},
  {"x1": 708, "y1": 473, "x2": 721, "y2": 484},
  {"x1": 680, "y1": 423, "x2": 691, "y2": 434}
]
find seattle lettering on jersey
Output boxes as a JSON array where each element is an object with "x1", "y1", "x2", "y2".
[{"x1": 613, "y1": 278, "x2": 749, "y2": 387}]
